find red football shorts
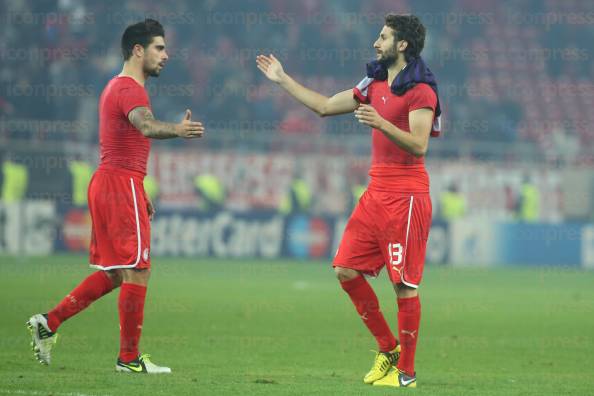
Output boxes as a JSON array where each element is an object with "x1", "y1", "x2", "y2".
[
  {"x1": 88, "y1": 168, "x2": 151, "y2": 270},
  {"x1": 333, "y1": 190, "x2": 432, "y2": 287}
]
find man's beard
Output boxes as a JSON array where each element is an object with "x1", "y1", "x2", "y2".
[
  {"x1": 378, "y1": 49, "x2": 398, "y2": 67},
  {"x1": 144, "y1": 63, "x2": 161, "y2": 77}
]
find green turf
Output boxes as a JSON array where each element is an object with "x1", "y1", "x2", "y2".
[{"x1": 0, "y1": 255, "x2": 593, "y2": 395}]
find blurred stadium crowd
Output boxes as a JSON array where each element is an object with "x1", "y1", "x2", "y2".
[
  {"x1": 0, "y1": 0, "x2": 593, "y2": 221},
  {"x1": 2, "y1": 0, "x2": 593, "y2": 147}
]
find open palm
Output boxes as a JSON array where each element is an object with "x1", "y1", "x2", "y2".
[{"x1": 256, "y1": 54, "x2": 285, "y2": 83}]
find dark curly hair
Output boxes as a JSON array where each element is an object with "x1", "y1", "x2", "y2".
[
  {"x1": 121, "y1": 19, "x2": 165, "y2": 60},
  {"x1": 384, "y1": 14, "x2": 426, "y2": 61}
]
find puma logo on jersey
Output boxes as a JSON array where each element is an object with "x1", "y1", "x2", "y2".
[
  {"x1": 381, "y1": 96, "x2": 387, "y2": 104},
  {"x1": 360, "y1": 312, "x2": 368, "y2": 321},
  {"x1": 401, "y1": 329, "x2": 417, "y2": 339}
]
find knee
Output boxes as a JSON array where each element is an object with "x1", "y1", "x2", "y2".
[
  {"x1": 394, "y1": 283, "x2": 418, "y2": 298},
  {"x1": 334, "y1": 266, "x2": 360, "y2": 282},
  {"x1": 106, "y1": 270, "x2": 123, "y2": 288},
  {"x1": 122, "y1": 268, "x2": 151, "y2": 285}
]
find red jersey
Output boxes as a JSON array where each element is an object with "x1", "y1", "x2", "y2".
[
  {"x1": 354, "y1": 82, "x2": 437, "y2": 193},
  {"x1": 98, "y1": 76, "x2": 151, "y2": 176}
]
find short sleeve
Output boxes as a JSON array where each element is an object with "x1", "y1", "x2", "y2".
[
  {"x1": 118, "y1": 83, "x2": 150, "y2": 117},
  {"x1": 353, "y1": 87, "x2": 368, "y2": 103},
  {"x1": 353, "y1": 77, "x2": 374, "y2": 104},
  {"x1": 407, "y1": 83, "x2": 437, "y2": 113}
]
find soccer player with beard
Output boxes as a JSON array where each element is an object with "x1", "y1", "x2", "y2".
[
  {"x1": 27, "y1": 19, "x2": 205, "y2": 373},
  {"x1": 257, "y1": 14, "x2": 441, "y2": 387}
]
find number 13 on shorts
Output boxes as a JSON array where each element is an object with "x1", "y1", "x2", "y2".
[
  {"x1": 387, "y1": 241, "x2": 406, "y2": 282},
  {"x1": 389, "y1": 242, "x2": 404, "y2": 266}
]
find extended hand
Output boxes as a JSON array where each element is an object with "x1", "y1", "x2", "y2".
[
  {"x1": 256, "y1": 54, "x2": 286, "y2": 83},
  {"x1": 354, "y1": 104, "x2": 386, "y2": 130},
  {"x1": 177, "y1": 109, "x2": 204, "y2": 138}
]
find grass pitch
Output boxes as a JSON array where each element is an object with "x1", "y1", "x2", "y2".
[{"x1": 0, "y1": 255, "x2": 593, "y2": 395}]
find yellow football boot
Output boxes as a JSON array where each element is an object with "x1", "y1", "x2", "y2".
[
  {"x1": 363, "y1": 344, "x2": 400, "y2": 384},
  {"x1": 372, "y1": 367, "x2": 417, "y2": 388}
]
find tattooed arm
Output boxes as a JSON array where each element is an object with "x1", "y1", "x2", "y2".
[{"x1": 128, "y1": 107, "x2": 204, "y2": 139}]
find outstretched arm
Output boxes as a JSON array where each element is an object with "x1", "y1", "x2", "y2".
[
  {"x1": 256, "y1": 54, "x2": 358, "y2": 117},
  {"x1": 128, "y1": 107, "x2": 205, "y2": 139}
]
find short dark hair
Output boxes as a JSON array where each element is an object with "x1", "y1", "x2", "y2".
[
  {"x1": 384, "y1": 14, "x2": 426, "y2": 61},
  {"x1": 121, "y1": 19, "x2": 165, "y2": 60}
]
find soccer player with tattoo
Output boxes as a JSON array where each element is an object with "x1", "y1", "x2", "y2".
[
  {"x1": 257, "y1": 14, "x2": 441, "y2": 387},
  {"x1": 27, "y1": 19, "x2": 205, "y2": 373}
]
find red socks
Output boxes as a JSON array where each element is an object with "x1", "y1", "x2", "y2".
[
  {"x1": 118, "y1": 283, "x2": 147, "y2": 362},
  {"x1": 340, "y1": 276, "x2": 397, "y2": 352},
  {"x1": 45, "y1": 273, "x2": 147, "y2": 363},
  {"x1": 340, "y1": 276, "x2": 421, "y2": 374},
  {"x1": 47, "y1": 271, "x2": 115, "y2": 332},
  {"x1": 396, "y1": 296, "x2": 421, "y2": 376}
]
